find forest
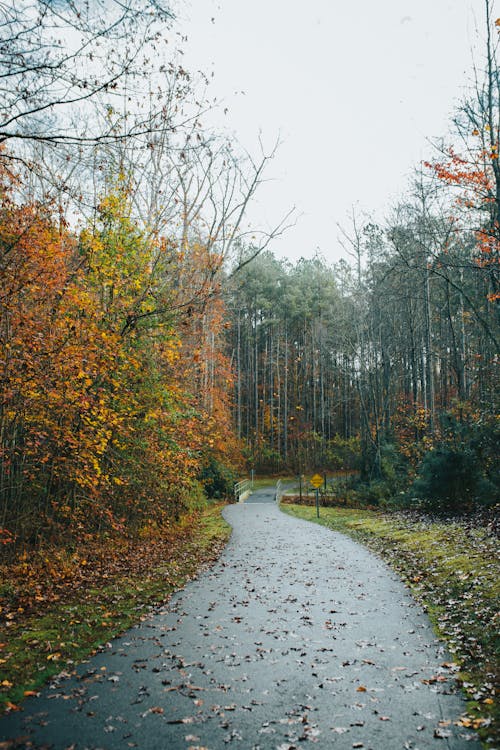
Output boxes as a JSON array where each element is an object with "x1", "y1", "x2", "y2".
[
  {"x1": 227, "y1": 210, "x2": 498, "y2": 510},
  {"x1": 0, "y1": 0, "x2": 499, "y2": 563}
]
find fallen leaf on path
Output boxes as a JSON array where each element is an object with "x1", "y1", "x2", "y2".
[
  {"x1": 434, "y1": 728, "x2": 452, "y2": 738},
  {"x1": 456, "y1": 716, "x2": 491, "y2": 728},
  {"x1": 0, "y1": 738, "x2": 29, "y2": 750}
]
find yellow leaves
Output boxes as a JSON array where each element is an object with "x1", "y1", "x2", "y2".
[
  {"x1": 456, "y1": 715, "x2": 491, "y2": 729},
  {"x1": 46, "y1": 652, "x2": 61, "y2": 661},
  {"x1": 1, "y1": 174, "x2": 241, "y2": 549},
  {"x1": 166, "y1": 347, "x2": 181, "y2": 366},
  {"x1": 91, "y1": 457, "x2": 102, "y2": 478}
]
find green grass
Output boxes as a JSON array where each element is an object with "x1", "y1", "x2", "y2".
[
  {"x1": 249, "y1": 477, "x2": 285, "y2": 489},
  {"x1": 0, "y1": 504, "x2": 231, "y2": 712},
  {"x1": 281, "y1": 502, "x2": 499, "y2": 746},
  {"x1": 249, "y1": 476, "x2": 300, "y2": 491}
]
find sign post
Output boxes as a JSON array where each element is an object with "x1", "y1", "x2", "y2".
[{"x1": 310, "y1": 473, "x2": 323, "y2": 518}]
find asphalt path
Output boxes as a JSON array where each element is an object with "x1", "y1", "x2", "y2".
[{"x1": 0, "y1": 487, "x2": 480, "y2": 749}]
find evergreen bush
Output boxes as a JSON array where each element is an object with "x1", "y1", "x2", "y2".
[
  {"x1": 410, "y1": 447, "x2": 495, "y2": 511},
  {"x1": 199, "y1": 457, "x2": 237, "y2": 500}
]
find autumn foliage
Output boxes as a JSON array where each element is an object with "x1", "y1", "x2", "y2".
[{"x1": 0, "y1": 174, "x2": 241, "y2": 556}]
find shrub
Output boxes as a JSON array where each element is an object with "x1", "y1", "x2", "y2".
[
  {"x1": 199, "y1": 457, "x2": 237, "y2": 501},
  {"x1": 325, "y1": 435, "x2": 361, "y2": 472},
  {"x1": 410, "y1": 447, "x2": 495, "y2": 512}
]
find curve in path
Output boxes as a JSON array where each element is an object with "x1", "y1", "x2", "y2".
[{"x1": 0, "y1": 489, "x2": 479, "y2": 749}]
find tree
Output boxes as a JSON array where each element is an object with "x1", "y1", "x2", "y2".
[{"x1": 0, "y1": 0, "x2": 174, "y2": 150}]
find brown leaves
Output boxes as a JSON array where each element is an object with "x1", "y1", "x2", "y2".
[
  {"x1": 0, "y1": 737, "x2": 30, "y2": 750},
  {"x1": 0, "y1": 503, "x2": 230, "y2": 717},
  {"x1": 456, "y1": 715, "x2": 491, "y2": 729},
  {"x1": 421, "y1": 675, "x2": 447, "y2": 685}
]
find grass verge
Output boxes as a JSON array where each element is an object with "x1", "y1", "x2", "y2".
[
  {"x1": 0, "y1": 503, "x2": 231, "y2": 714},
  {"x1": 281, "y1": 502, "x2": 499, "y2": 746},
  {"x1": 249, "y1": 477, "x2": 289, "y2": 490}
]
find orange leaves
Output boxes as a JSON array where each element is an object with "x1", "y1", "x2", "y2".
[
  {"x1": 0, "y1": 173, "x2": 242, "y2": 555},
  {"x1": 457, "y1": 715, "x2": 491, "y2": 729},
  {"x1": 425, "y1": 151, "x2": 492, "y2": 191},
  {"x1": 0, "y1": 529, "x2": 15, "y2": 546},
  {"x1": 474, "y1": 227, "x2": 500, "y2": 270},
  {"x1": 425, "y1": 143, "x2": 500, "y2": 299}
]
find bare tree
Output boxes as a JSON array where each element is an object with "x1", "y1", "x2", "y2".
[{"x1": 0, "y1": 0, "x2": 175, "y2": 153}]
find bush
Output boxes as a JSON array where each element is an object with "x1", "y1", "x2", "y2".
[
  {"x1": 352, "y1": 442, "x2": 410, "y2": 507},
  {"x1": 325, "y1": 435, "x2": 361, "y2": 472},
  {"x1": 199, "y1": 457, "x2": 237, "y2": 500},
  {"x1": 410, "y1": 447, "x2": 495, "y2": 512}
]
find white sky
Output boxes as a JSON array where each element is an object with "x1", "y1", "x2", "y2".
[{"x1": 179, "y1": 0, "x2": 493, "y2": 263}]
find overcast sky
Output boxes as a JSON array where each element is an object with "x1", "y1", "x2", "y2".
[{"x1": 178, "y1": 1, "x2": 491, "y2": 263}]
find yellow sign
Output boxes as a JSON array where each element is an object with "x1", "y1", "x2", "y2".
[{"x1": 310, "y1": 473, "x2": 323, "y2": 488}]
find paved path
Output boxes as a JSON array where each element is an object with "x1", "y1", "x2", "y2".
[{"x1": 0, "y1": 489, "x2": 479, "y2": 749}]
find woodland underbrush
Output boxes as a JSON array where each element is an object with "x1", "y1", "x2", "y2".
[
  {"x1": 308, "y1": 415, "x2": 499, "y2": 515},
  {"x1": 281, "y1": 502, "x2": 499, "y2": 746}
]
